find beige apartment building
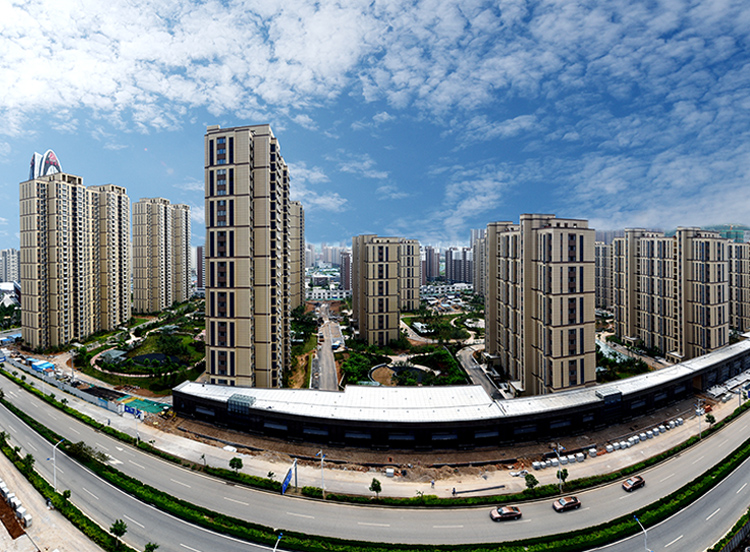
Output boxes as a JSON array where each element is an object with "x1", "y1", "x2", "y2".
[
  {"x1": 352, "y1": 235, "x2": 421, "y2": 346},
  {"x1": 485, "y1": 214, "x2": 596, "y2": 396},
  {"x1": 729, "y1": 242, "x2": 750, "y2": 334},
  {"x1": 289, "y1": 200, "x2": 305, "y2": 311},
  {"x1": 612, "y1": 228, "x2": 730, "y2": 362},
  {"x1": 204, "y1": 124, "x2": 295, "y2": 388},
  {"x1": 20, "y1": 173, "x2": 131, "y2": 350},
  {"x1": 132, "y1": 198, "x2": 191, "y2": 314},
  {"x1": 594, "y1": 241, "x2": 613, "y2": 310}
]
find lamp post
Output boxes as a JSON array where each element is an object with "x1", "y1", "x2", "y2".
[
  {"x1": 47, "y1": 438, "x2": 65, "y2": 492},
  {"x1": 553, "y1": 444, "x2": 565, "y2": 493},
  {"x1": 273, "y1": 532, "x2": 283, "y2": 552},
  {"x1": 696, "y1": 398, "x2": 704, "y2": 439},
  {"x1": 316, "y1": 450, "x2": 325, "y2": 498},
  {"x1": 634, "y1": 515, "x2": 652, "y2": 552}
]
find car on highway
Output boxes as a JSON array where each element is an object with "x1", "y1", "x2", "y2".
[
  {"x1": 552, "y1": 496, "x2": 581, "y2": 512},
  {"x1": 622, "y1": 475, "x2": 645, "y2": 492},
  {"x1": 489, "y1": 505, "x2": 522, "y2": 521}
]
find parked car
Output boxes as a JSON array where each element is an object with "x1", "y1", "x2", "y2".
[
  {"x1": 489, "y1": 505, "x2": 522, "y2": 521},
  {"x1": 622, "y1": 475, "x2": 645, "y2": 492},
  {"x1": 552, "y1": 496, "x2": 581, "y2": 512}
]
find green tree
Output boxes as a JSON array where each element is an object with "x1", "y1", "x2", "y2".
[
  {"x1": 706, "y1": 413, "x2": 716, "y2": 426},
  {"x1": 144, "y1": 543, "x2": 160, "y2": 552},
  {"x1": 525, "y1": 473, "x2": 539, "y2": 489},
  {"x1": 229, "y1": 456, "x2": 243, "y2": 473},
  {"x1": 369, "y1": 477, "x2": 382, "y2": 498},
  {"x1": 21, "y1": 453, "x2": 35, "y2": 474},
  {"x1": 110, "y1": 519, "x2": 127, "y2": 549},
  {"x1": 62, "y1": 489, "x2": 71, "y2": 503},
  {"x1": 557, "y1": 468, "x2": 569, "y2": 488}
]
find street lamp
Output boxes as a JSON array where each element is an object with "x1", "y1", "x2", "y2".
[
  {"x1": 316, "y1": 450, "x2": 326, "y2": 498},
  {"x1": 47, "y1": 438, "x2": 65, "y2": 492},
  {"x1": 553, "y1": 444, "x2": 565, "y2": 493},
  {"x1": 273, "y1": 532, "x2": 283, "y2": 552},
  {"x1": 696, "y1": 398, "x2": 704, "y2": 440},
  {"x1": 634, "y1": 515, "x2": 652, "y2": 552}
]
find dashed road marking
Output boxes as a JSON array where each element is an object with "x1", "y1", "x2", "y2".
[
  {"x1": 665, "y1": 535, "x2": 683, "y2": 547},
  {"x1": 123, "y1": 514, "x2": 144, "y2": 528},
  {"x1": 82, "y1": 487, "x2": 99, "y2": 500}
]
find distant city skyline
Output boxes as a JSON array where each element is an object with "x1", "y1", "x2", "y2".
[{"x1": 1, "y1": 1, "x2": 749, "y2": 249}]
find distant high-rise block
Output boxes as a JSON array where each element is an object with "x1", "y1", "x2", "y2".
[
  {"x1": 196, "y1": 245, "x2": 205, "y2": 290},
  {"x1": 485, "y1": 214, "x2": 596, "y2": 395},
  {"x1": 0, "y1": 248, "x2": 20, "y2": 283},
  {"x1": 445, "y1": 246, "x2": 472, "y2": 284},
  {"x1": 595, "y1": 242, "x2": 613, "y2": 310},
  {"x1": 352, "y1": 235, "x2": 420, "y2": 346},
  {"x1": 132, "y1": 198, "x2": 191, "y2": 313},
  {"x1": 340, "y1": 250, "x2": 352, "y2": 291},
  {"x1": 423, "y1": 246, "x2": 440, "y2": 282},
  {"x1": 204, "y1": 124, "x2": 292, "y2": 388},
  {"x1": 20, "y1": 172, "x2": 131, "y2": 350},
  {"x1": 289, "y1": 201, "x2": 305, "y2": 310}
]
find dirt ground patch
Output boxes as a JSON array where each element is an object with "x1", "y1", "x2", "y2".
[{"x1": 0, "y1": 498, "x2": 24, "y2": 540}]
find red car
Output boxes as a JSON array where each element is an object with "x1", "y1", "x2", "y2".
[
  {"x1": 552, "y1": 496, "x2": 581, "y2": 512},
  {"x1": 490, "y1": 506, "x2": 522, "y2": 521},
  {"x1": 622, "y1": 475, "x2": 645, "y2": 492}
]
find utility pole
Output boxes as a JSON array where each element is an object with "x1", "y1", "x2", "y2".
[{"x1": 696, "y1": 398, "x2": 704, "y2": 440}]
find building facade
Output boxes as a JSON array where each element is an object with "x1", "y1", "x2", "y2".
[
  {"x1": 485, "y1": 214, "x2": 596, "y2": 396},
  {"x1": 445, "y1": 246, "x2": 472, "y2": 284},
  {"x1": 422, "y1": 246, "x2": 440, "y2": 282},
  {"x1": 20, "y1": 172, "x2": 131, "y2": 350},
  {"x1": 204, "y1": 124, "x2": 292, "y2": 388},
  {"x1": 352, "y1": 234, "x2": 421, "y2": 346},
  {"x1": 0, "y1": 249, "x2": 20, "y2": 283},
  {"x1": 289, "y1": 201, "x2": 305, "y2": 311},
  {"x1": 594, "y1": 241, "x2": 613, "y2": 310},
  {"x1": 132, "y1": 198, "x2": 191, "y2": 313},
  {"x1": 339, "y1": 250, "x2": 352, "y2": 291},
  {"x1": 612, "y1": 228, "x2": 730, "y2": 362}
]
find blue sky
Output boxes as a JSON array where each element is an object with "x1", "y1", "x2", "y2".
[{"x1": 1, "y1": 0, "x2": 749, "y2": 249}]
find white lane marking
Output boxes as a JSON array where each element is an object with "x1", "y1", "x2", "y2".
[
  {"x1": 286, "y1": 512, "x2": 314, "y2": 519},
  {"x1": 97, "y1": 443, "x2": 110, "y2": 451},
  {"x1": 108, "y1": 456, "x2": 122, "y2": 465},
  {"x1": 665, "y1": 535, "x2": 683, "y2": 547},
  {"x1": 123, "y1": 514, "x2": 145, "y2": 528},
  {"x1": 82, "y1": 487, "x2": 99, "y2": 500},
  {"x1": 738, "y1": 483, "x2": 748, "y2": 494},
  {"x1": 27, "y1": 442, "x2": 37, "y2": 451},
  {"x1": 433, "y1": 524, "x2": 464, "y2": 529},
  {"x1": 180, "y1": 545, "x2": 202, "y2": 552},
  {"x1": 47, "y1": 413, "x2": 57, "y2": 420},
  {"x1": 170, "y1": 478, "x2": 191, "y2": 488},
  {"x1": 358, "y1": 522, "x2": 390, "y2": 527},
  {"x1": 691, "y1": 455, "x2": 705, "y2": 465},
  {"x1": 68, "y1": 427, "x2": 80, "y2": 435},
  {"x1": 660, "y1": 473, "x2": 675, "y2": 482},
  {"x1": 30, "y1": 403, "x2": 38, "y2": 408},
  {"x1": 8, "y1": 424, "x2": 15, "y2": 432},
  {"x1": 224, "y1": 497, "x2": 249, "y2": 506},
  {"x1": 618, "y1": 495, "x2": 629, "y2": 500},
  {"x1": 706, "y1": 508, "x2": 721, "y2": 521},
  {"x1": 129, "y1": 460, "x2": 145, "y2": 469}
]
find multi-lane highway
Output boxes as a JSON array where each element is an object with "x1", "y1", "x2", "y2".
[{"x1": 2, "y1": 373, "x2": 749, "y2": 550}]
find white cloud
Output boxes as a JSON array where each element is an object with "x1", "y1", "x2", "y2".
[
  {"x1": 289, "y1": 161, "x2": 347, "y2": 212},
  {"x1": 331, "y1": 151, "x2": 388, "y2": 179},
  {"x1": 376, "y1": 184, "x2": 409, "y2": 200}
]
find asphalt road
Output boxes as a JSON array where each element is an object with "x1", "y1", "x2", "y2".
[{"x1": 2, "y1": 374, "x2": 750, "y2": 549}]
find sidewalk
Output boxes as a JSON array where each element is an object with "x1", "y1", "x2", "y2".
[
  {"x1": 12, "y1": 364, "x2": 741, "y2": 500},
  {"x1": 0, "y1": 440, "x2": 104, "y2": 552}
]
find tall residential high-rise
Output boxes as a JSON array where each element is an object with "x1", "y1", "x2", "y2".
[
  {"x1": 339, "y1": 250, "x2": 352, "y2": 291},
  {"x1": 289, "y1": 201, "x2": 305, "y2": 310},
  {"x1": 728, "y1": 242, "x2": 750, "y2": 333},
  {"x1": 204, "y1": 124, "x2": 292, "y2": 388},
  {"x1": 485, "y1": 214, "x2": 596, "y2": 396},
  {"x1": 20, "y1": 172, "x2": 131, "y2": 350},
  {"x1": 423, "y1": 246, "x2": 440, "y2": 282},
  {"x1": 352, "y1": 235, "x2": 420, "y2": 346},
  {"x1": 132, "y1": 198, "x2": 191, "y2": 313},
  {"x1": 612, "y1": 227, "x2": 729, "y2": 362},
  {"x1": 445, "y1": 246, "x2": 472, "y2": 284},
  {"x1": 196, "y1": 245, "x2": 205, "y2": 290},
  {"x1": 0, "y1": 248, "x2": 20, "y2": 282},
  {"x1": 472, "y1": 235, "x2": 487, "y2": 298},
  {"x1": 594, "y1": 242, "x2": 613, "y2": 310}
]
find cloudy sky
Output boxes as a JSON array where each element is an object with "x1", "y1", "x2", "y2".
[{"x1": 1, "y1": 0, "x2": 749, "y2": 248}]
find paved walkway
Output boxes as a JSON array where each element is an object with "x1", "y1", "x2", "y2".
[{"x1": 0, "y1": 439, "x2": 104, "y2": 552}]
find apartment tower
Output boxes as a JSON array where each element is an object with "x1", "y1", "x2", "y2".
[
  {"x1": 132, "y1": 198, "x2": 191, "y2": 313},
  {"x1": 289, "y1": 201, "x2": 305, "y2": 310},
  {"x1": 352, "y1": 235, "x2": 420, "y2": 346},
  {"x1": 485, "y1": 214, "x2": 596, "y2": 396},
  {"x1": 612, "y1": 227, "x2": 729, "y2": 361},
  {"x1": 594, "y1": 242, "x2": 613, "y2": 310},
  {"x1": 204, "y1": 124, "x2": 292, "y2": 388},
  {"x1": 20, "y1": 172, "x2": 131, "y2": 350},
  {"x1": 0, "y1": 249, "x2": 20, "y2": 283}
]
